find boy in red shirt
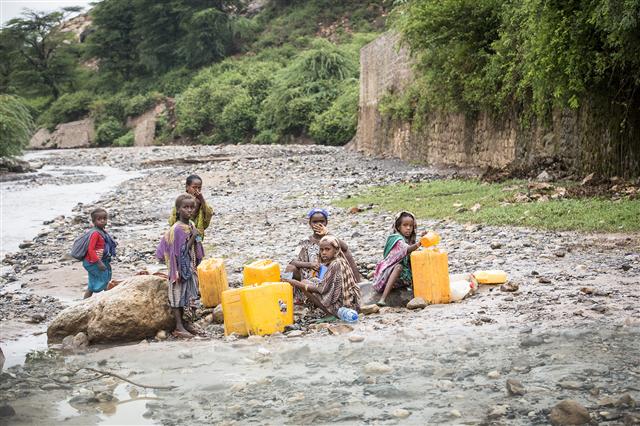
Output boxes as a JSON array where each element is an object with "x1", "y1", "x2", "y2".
[{"x1": 83, "y1": 208, "x2": 117, "y2": 299}]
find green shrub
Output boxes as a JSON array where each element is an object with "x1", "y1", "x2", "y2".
[
  {"x1": 253, "y1": 129, "x2": 279, "y2": 144},
  {"x1": 124, "y1": 92, "x2": 162, "y2": 117},
  {"x1": 90, "y1": 94, "x2": 127, "y2": 125},
  {"x1": 113, "y1": 130, "x2": 134, "y2": 147},
  {"x1": 95, "y1": 117, "x2": 126, "y2": 146},
  {"x1": 309, "y1": 79, "x2": 358, "y2": 145},
  {"x1": 39, "y1": 90, "x2": 93, "y2": 129},
  {"x1": 0, "y1": 95, "x2": 35, "y2": 157}
]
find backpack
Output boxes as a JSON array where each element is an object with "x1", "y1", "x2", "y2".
[{"x1": 69, "y1": 227, "x2": 104, "y2": 261}]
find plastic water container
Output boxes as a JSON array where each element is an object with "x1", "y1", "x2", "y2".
[
  {"x1": 420, "y1": 231, "x2": 441, "y2": 247},
  {"x1": 318, "y1": 265, "x2": 328, "y2": 280},
  {"x1": 243, "y1": 259, "x2": 281, "y2": 286},
  {"x1": 473, "y1": 270, "x2": 508, "y2": 284},
  {"x1": 337, "y1": 307, "x2": 358, "y2": 323},
  {"x1": 411, "y1": 248, "x2": 451, "y2": 304},
  {"x1": 197, "y1": 258, "x2": 228, "y2": 308},
  {"x1": 221, "y1": 288, "x2": 248, "y2": 336},
  {"x1": 240, "y1": 282, "x2": 293, "y2": 335}
]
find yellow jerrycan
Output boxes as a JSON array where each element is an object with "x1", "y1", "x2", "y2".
[
  {"x1": 420, "y1": 231, "x2": 441, "y2": 248},
  {"x1": 197, "y1": 258, "x2": 229, "y2": 308},
  {"x1": 410, "y1": 248, "x2": 451, "y2": 304},
  {"x1": 240, "y1": 282, "x2": 294, "y2": 336},
  {"x1": 473, "y1": 270, "x2": 508, "y2": 284},
  {"x1": 221, "y1": 287, "x2": 248, "y2": 336},
  {"x1": 243, "y1": 259, "x2": 281, "y2": 286}
]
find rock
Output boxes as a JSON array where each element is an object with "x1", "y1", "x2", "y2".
[
  {"x1": 500, "y1": 282, "x2": 519, "y2": 292},
  {"x1": 69, "y1": 388, "x2": 97, "y2": 405},
  {"x1": 73, "y1": 332, "x2": 89, "y2": 347},
  {"x1": 18, "y1": 241, "x2": 33, "y2": 249},
  {"x1": 536, "y1": 170, "x2": 552, "y2": 182},
  {"x1": 286, "y1": 330, "x2": 303, "y2": 338},
  {"x1": 48, "y1": 275, "x2": 174, "y2": 344},
  {"x1": 580, "y1": 287, "x2": 593, "y2": 295},
  {"x1": 29, "y1": 313, "x2": 45, "y2": 323},
  {"x1": 506, "y1": 379, "x2": 526, "y2": 396},
  {"x1": 364, "y1": 362, "x2": 393, "y2": 375},
  {"x1": 621, "y1": 264, "x2": 632, "y2": 271},
  {"x1": 450, "y1": 409, "x2": 462, "y2": 418},
  {"x1": 28, "y1": 128, "x2": 53, "y2": 150},
  {"x1": 538, "y1": 277, "x2": 552, "y2": 284},
  {"x1": 0, "y1": 404, "x2": 15, "y2": 417},
  {"x1": 349, "y1": 335, "x2": 365, "y2": 343},
  {"x1": 487, "y1": 370, "x2": 500, "y2": 379},
  {"x1": 490, "y1": 241, "x2": 503, "y2": 250},
  {"x1": 49, "y1": 118, "x2": 95, "y2": 149},
  {"x1": 360, "y1": 304, "x2": 380, "y2": 315},
  {"x1": 178, "y1": 350, "x2": 192, "y2": 359},
  {"x1": 126, "y1": 102, "x2": 167, "y2": 146},
  {"x1": 156, "y1": 330, "x2": 168, "y2": 340},
  {"x1": 549, "y1": 400, "x2": 590, "y2": 425},
  {"x1": 360, "y1": 281, "x2": 413, "y2": 307},
  {"x1": 554, "y1": 250, "x2": 566, "y2": 258},
  {"x1": 213, "y1": 304, "x2": 224, "y2": 324},
  {"x1": 488, "y1": 405, "x2": 508, "y2": 419},
  {"x1": 616, "y1": 393, "x2": 635, "y2": 408},
  {"x1": 406, "y1": 297, "x2": 427, "y2": 310},
  {"x1": 328, "y1": 324, "x2": 353, "y2": 335},
  {"x1": 581, "y1": 173, "x2": 595, "y2": 185},
  {"x1": 40, "y1": 383, "x2": 61, "y2": 390},
  {"x1": 470, "y1": 203, "x2": 482, "y2": 213},
  {"x1": 392, "y1": 408, "x2": 411, "y2": 419},
  {"x1": 0, "y1": 347, "x2": 4, "y2": 372}
]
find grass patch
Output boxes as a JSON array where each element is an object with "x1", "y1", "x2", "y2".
[{"x1": 335, "y1": 179, "x2": 640, "y2": 232}]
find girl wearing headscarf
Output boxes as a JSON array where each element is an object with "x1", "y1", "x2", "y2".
[
  {"x1": 286, "y1": 208, "x2": 361, "y2": 304},
  {"x1": 284, "y1": 235, "x2": 361, "y2": 316},
  {"x1": 372, "y1": 211, "x2": 426, "y2": 306}
]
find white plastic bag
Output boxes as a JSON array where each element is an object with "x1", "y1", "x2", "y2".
[{"x1": 449, "y1": 273, "x2": 478, "y2": 302}]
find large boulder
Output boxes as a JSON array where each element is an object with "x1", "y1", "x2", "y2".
[
  {"x1": 28, "y1": 128, "x2": 54, "y2": 150},
  {"x1": 49, "y1": 118, "x2": 95, "y2": 149},
  {"x1": 47, "y1": 275, "x2": 174, "y2": 344},
  {"x1": 126, "y1": 102, "x2": 167, "y2": 147}
]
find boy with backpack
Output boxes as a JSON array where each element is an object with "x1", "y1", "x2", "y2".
[{"x1": 70, "y1": 208, "x2": 117, "y2": 299}]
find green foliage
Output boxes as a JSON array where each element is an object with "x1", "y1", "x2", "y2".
[
  {"x1": 39, "y1": 91, "x2": 93, "y2": 130},
  {"x1": 309, "y1": 78, "x2": 359, "y2": 145},
  {"x1": 395, "y1": 0, "x2": 640, "y2": 120},
  {"x1": 336, "y1": 179, "x2": 640, "y2": 232},
  {"x1": 2, "y1": 9, "x2": 82, "y2": 99},
  {"x1": 0, "y1": 95, "x2": 35, "y2": 157},
  {"x1": 90, "y1": 94, "x2": 127, "y2": 125},
  {"x1": 113, "y1": 130, "x2": 135, "y2": 147},
  {"x1": 124, "y1": 92, "x2": 162, "y2": 117},
  {"x1": 95, "y1": 117, "x2": 126, "y2": 146}
]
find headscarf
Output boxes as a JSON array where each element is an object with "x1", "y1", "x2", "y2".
[
  {"x1": 307, "y1": 208, "x2": 329, "y2": 220},
  {"x1": 392, "y1": 211, "x2": 417, "y2": 244},
  {"x1": 320, "y1": 235, "x2": 361, "y2": 308}
]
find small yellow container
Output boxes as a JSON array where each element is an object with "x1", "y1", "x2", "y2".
[
  {"x1": 221, "y1": 288, "x2": 248, "y2": 336},
  {"x1": 242, "y1": 259, "x2": 281, "y2": 286},
  {"x1": 473, "y1": 270, "x2": 508, "y2": 284},
  {"x1": 197, "y1": 258, "x2": 229, "y2": 308},
  {"x1": 411, "y1": 248, "x2": 450, "y2": 304},
  {"x1": 420, "y1": 231, "x2": 441, "y2": 248},
  {"x1": 240, "y1": 282, "x2": 293, "y2": 336}
]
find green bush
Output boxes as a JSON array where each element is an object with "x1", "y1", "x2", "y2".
[
  {"x1": 0, "y1": 95, "x2": 35, "y2": 157},
  {"x1": 309, "y1": 79, "x2": 358, "y2": 145},
  {"x1": 253, "y1": 129, "x2": 279, "y2": 144},
  {"x1": 95, "y1": 117, "x2": 126, "y2": 146},
  {"x1": 90, "y1": 94, "x2": 127, "y2": 125},
  {"x1": 39, "y1": 90, "x2": 93, "y2": 129},
  {"x1": 113, "y1": 130, "x2": 134, "y2": 147},
  {"x1": 124, "y1": 92, "x2": 162, "y2": 117}
]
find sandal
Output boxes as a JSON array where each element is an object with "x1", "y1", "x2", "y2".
[{"x1": 376, "y1": 300, "x2": 387, "y2": 307}]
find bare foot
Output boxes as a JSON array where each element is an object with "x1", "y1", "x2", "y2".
[
  {"x1": 83, "y1": 290, "x2": 92, "y2": 299},
  {"x1": 172, "y1": 329, "x2": 193, "y2": 339}
]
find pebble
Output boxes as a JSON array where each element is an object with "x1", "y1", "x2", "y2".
[
  {"x1": 286, "y1": 330, "x2": 304, "y2": 338},
  {"x1": 360, "y1": 304, "x2": 380, "y2": 315},
  {"x1": 549, "y1": 400, "x2": 590, "y2": 426},
  {"x1": 506, "y1": 378, "x2": 526, "y2": 396},
  {"x1": 364, "y1": 362, "x2": 393, "y2": 375},
  {"x1": 490, "y1": 241, "x2": 502, "y2": 250},
  {"x1": 487, "y1": 370, "x2": 500, "y2": 379},
  {"x1": 156, "y1": 330, "x2": 168, "y2": 340},
  {"x1": 450, "y1": 409, "x2": 462, "y2": 418},
  {"x1": 406, "y1": 297, "x2": 427, "y2": 310},
  {"x1": 392, "y1": 408, "x2": 411, "y2": 418},
  {"x1": 488, "y1": 405, "x2": 508, "y2": 419},
  {"x1": 348, "y1": 335, "x2": 364, "y2": 343},
  {"x1": 500, "y1": 282, "x2": 519, "y2": 292}
]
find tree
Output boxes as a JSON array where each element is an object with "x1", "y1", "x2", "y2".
[
  {"x1": 0, "y1": 95, "x2": 35, "y2": 157},
  {"x1": 3, "y1": 7, "x2": 82, "y2": 99}
]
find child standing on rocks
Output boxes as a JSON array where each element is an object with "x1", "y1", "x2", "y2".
[
  {"x1": 372, "y1": 211, "x2": 426, "y2": 306},
  {"x1": 169, "y1": 174, "x2": 213, "y2": 240},
  {"x1": 157, "y1": 194, "x2": 204, "y2": 338},
  {"x1": 82, "y1": 208, "x2": 117, "y2": 299}
]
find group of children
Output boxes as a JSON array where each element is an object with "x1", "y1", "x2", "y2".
[{"x1": 78, "y1": 174, "x2": 426, "y2": 336}]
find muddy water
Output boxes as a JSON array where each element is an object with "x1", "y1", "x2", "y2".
[{"x1": 1, "y1": 152, "x2": 140, "y2": 258}]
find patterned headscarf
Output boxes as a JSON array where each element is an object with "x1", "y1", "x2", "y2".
[
  {"x1": 320, "y1": 235, "x2": 361, "y2": 308},
  {"x1": 393, "y1": 211, "x2": 417, "y2": 244},
  {"x1": 307, "y1": 208, "x2": 329, "y2": 220}
]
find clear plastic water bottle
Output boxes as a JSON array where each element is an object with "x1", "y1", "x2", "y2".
[{"x1": 337, "y1": 307, "x2": 358, "y2": 323}]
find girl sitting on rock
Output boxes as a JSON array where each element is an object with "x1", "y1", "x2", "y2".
[
  {"x1": 285, "y1": 208, "x2": 361, "y2": 304},
  {"x1": 157, "y1": 194, "x2": 204, "y2": 338},
  {"x1": 372, "y1": 211, "x2": 426, "y2": 307},
  {"x1": 169, "y1": 174, "x2": 213, "y2": 240},
  {"x1": 283, "y1": 235, "x2": 361, "y2": 316}
]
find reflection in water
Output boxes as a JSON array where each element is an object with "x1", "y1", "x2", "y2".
[{"x1": 58, "y1": 383, "x2": 160, "y2": 425}]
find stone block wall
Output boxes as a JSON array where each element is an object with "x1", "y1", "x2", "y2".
[{"x1": 353, "y1": 33, "x2": 640, "y2": 177}]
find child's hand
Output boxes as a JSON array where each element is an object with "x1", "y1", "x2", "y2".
[
  {"x1": 312, "y1": 223, "x2": 328, "y2": 236},
  {"x1": 98, "y1": 262, "x2": 106, "y2": 271},
  {"x1": 309, "y1": 262, "x2": 321, "y2": 272},
  {"x1": 193, "y1": 189, "x2": 204, "y2": 202},
  {"x1": 419, "y1": 230, "x2": 428, "y2": 237}
]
